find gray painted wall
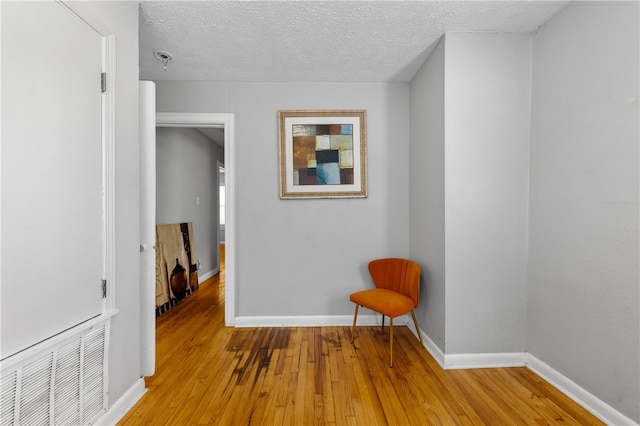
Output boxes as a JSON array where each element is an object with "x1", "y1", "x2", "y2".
[
  {"x1": 528, "y1": 1, "x2": 639, "y2": 420},
  {"x1": 444, "y1": 33, "x2": 531, "y2": 354},
  {"x1": 155, "y1": 81, "x2": 410, "y2": 317},
  {"x1": 156, "y1": 127, "x2": 223, "y2": 277},
  {"x1": 409, "y1": 37, "x2": 446, "y2": 353}
]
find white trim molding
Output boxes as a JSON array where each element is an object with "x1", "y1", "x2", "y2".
[
  {"x1": 59, "y1": 0, "x2": 117, "y2": 315},
  {"x1": 444, "y1": 352, "x2": 526, "y2": 370},
  {"x1": 198, "y1": 268, "x2": 219, "y2": 283},
  {"x1": 155, "y1": 113, "x2": 226, "y2": 128},
  {"x1": 408, "y1": 325, "x2": 526, "y2": 370},
  {"x1": 94, "y1": 378, "x2": 146, "y2": 426}
]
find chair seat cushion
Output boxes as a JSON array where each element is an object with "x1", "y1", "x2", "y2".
[{"x1": 350, "y1": 288, "x2": 414, "y2": 318}]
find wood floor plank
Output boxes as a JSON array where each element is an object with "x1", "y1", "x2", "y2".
[
  {"x1": 118, "y1": 258, "x2": 605, "y2": 426},
  {"x1": 355, "y1": 334, "x2": 395, "y2": 425},
  {"x1": 448, "y1": 368, "x2": 523, "y2": 424},
  {"x1": 321, "y1": 331, "x2": 337, "y2": 424},
  {"x1": 293, "y1": 333, "x2": 309, "y2": 421}
]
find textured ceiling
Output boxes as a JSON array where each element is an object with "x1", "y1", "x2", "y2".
[{"x1": 139, "y1": 1, "x2": 568, "y2": 83}]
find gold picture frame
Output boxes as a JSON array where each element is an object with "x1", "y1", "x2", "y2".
[{"x1": 278, "y1": 110, "x2": 367, "y2": 199}]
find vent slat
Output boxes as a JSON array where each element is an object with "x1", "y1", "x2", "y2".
[
  {"x1": 19, "y1": 354, "x2": 53, "y2": 425},
  {"x1": 19, "y1": 394, "x2": 50, "y2": 425},
  {"x1": 82, "y1": 392, "x2": 104, "y2": 422},
  {"x1": 19, "y1": 398, "x2": 50, "y2": 425},
  {"x1": 82, "y1": 325, "x2": 107, "y2": 423},
  {"x1": 0, "y1": 372, "x2": 17, "y2": 426},
  {"x1": 54, "y1": 340, "x2": 82, "y2": 425},
  {"x1": 84, "y1": 371, "x2": 103, "y2": 385},
  {"x1": 83, "y1": 321, "x2": 106, "y2": 425},
  {"x1": 55, "y1": 402, "x2": 81, "y2": 425}
]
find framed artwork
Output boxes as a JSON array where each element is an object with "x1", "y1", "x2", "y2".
[{"x1": 278, "y1": 110, "x2": 367, "y2": 199}]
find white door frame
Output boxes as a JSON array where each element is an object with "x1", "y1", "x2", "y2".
[
  {"x1": 217, "y1": 161, "x2": 225, "y2": 251},
  {"x1": 156, "y1": 112, "x2": 236, "y2": 326}
]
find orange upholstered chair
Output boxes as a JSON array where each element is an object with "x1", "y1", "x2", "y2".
[{"x1": 350, "y1": 258, "x2": 424, "y2": 367}]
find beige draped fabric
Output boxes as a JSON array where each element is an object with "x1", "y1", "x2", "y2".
[{"x1": 155, "y1": 223, "x2": 199, "y2": 314}]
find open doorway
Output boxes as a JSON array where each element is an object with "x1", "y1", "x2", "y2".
[
  {"x1": 156, "y1": 127, "x2": 223, "y2": 286},
  {"x1": 155, "y1": 113, "x2": 235, "y2": 326}
]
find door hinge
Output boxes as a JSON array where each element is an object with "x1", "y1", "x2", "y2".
[
  {"x1": 101, "y1": 72, "x2": 107, "y2": 93},
  {"x1": 101, "y1": 279, "x2": 107, "y2": 299}
]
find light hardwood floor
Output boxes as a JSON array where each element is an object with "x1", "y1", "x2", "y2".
[{"x1": 119, "y1": 247, "x2": 602, "y2": 425}]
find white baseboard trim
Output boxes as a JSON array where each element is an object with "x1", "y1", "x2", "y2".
[
  {"x1": 444, "y1": 352, "x2": 526, "y2": 370},
  {"x1": 406, "y1": 324, "x2": 525, "y2": 370},
  {"x1": 199, "y1": 268, "x2": 219, "y2": 282},
  {"x1": 95, "y1": 378, "x2": 146, "y2": 426},
  {"x1": 525, "y1": 354, "x2": 638, "y2": 426},
  {"x1": 234, "y1": 314, "x2": 403, "y2": 327}
]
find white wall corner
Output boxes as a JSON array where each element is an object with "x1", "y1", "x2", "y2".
[
  {"x1": 95, "y1": 378, "x2": 146, "y2": 426},
  {"x1": 420, "y1": 333, "x2": 445, "y2": 369},
  {"x1": 525, "y1": 353, "x2": 639, "y2": 426},
  {"x1": 404, "y1": 316, "x2": 446, "y2": 368}
]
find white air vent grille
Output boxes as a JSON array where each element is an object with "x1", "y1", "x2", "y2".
[{"x1": 0, "y1": 321, "x2": 109, "y2": 426}]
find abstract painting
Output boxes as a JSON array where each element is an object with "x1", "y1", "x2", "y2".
[{"x1": 279, "y1": 110, "x2": 367, "y2": 199}]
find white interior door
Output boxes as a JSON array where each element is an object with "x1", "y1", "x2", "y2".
[
  {"x1": 1, "y1": 1, "x2": 105, "y2": 359},
  {"x1": 139, "y1": 81, "x2": 156, "y2": 376}
]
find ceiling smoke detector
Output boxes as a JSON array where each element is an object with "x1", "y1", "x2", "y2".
[{"x1": 154, "y1": 50, "x2": 173, "y2": 71}]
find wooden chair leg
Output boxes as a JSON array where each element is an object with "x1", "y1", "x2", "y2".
[
  {"x1": 381, "y1": 315, "x2": 385, "y2": 332},
  {"x1": 410, "y1": 310, "x2": 424, "y2": 346},
  {"x1": 351, "y1": 304, "x2": 359, "y2": 343},
  {"x1": 389, "y1": 317, "x2": 394, "y2": 368}
]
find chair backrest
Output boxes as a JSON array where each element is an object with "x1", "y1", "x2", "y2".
[{"x1": 368, "y1": 258, "x2": 421, "y2": 308}]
